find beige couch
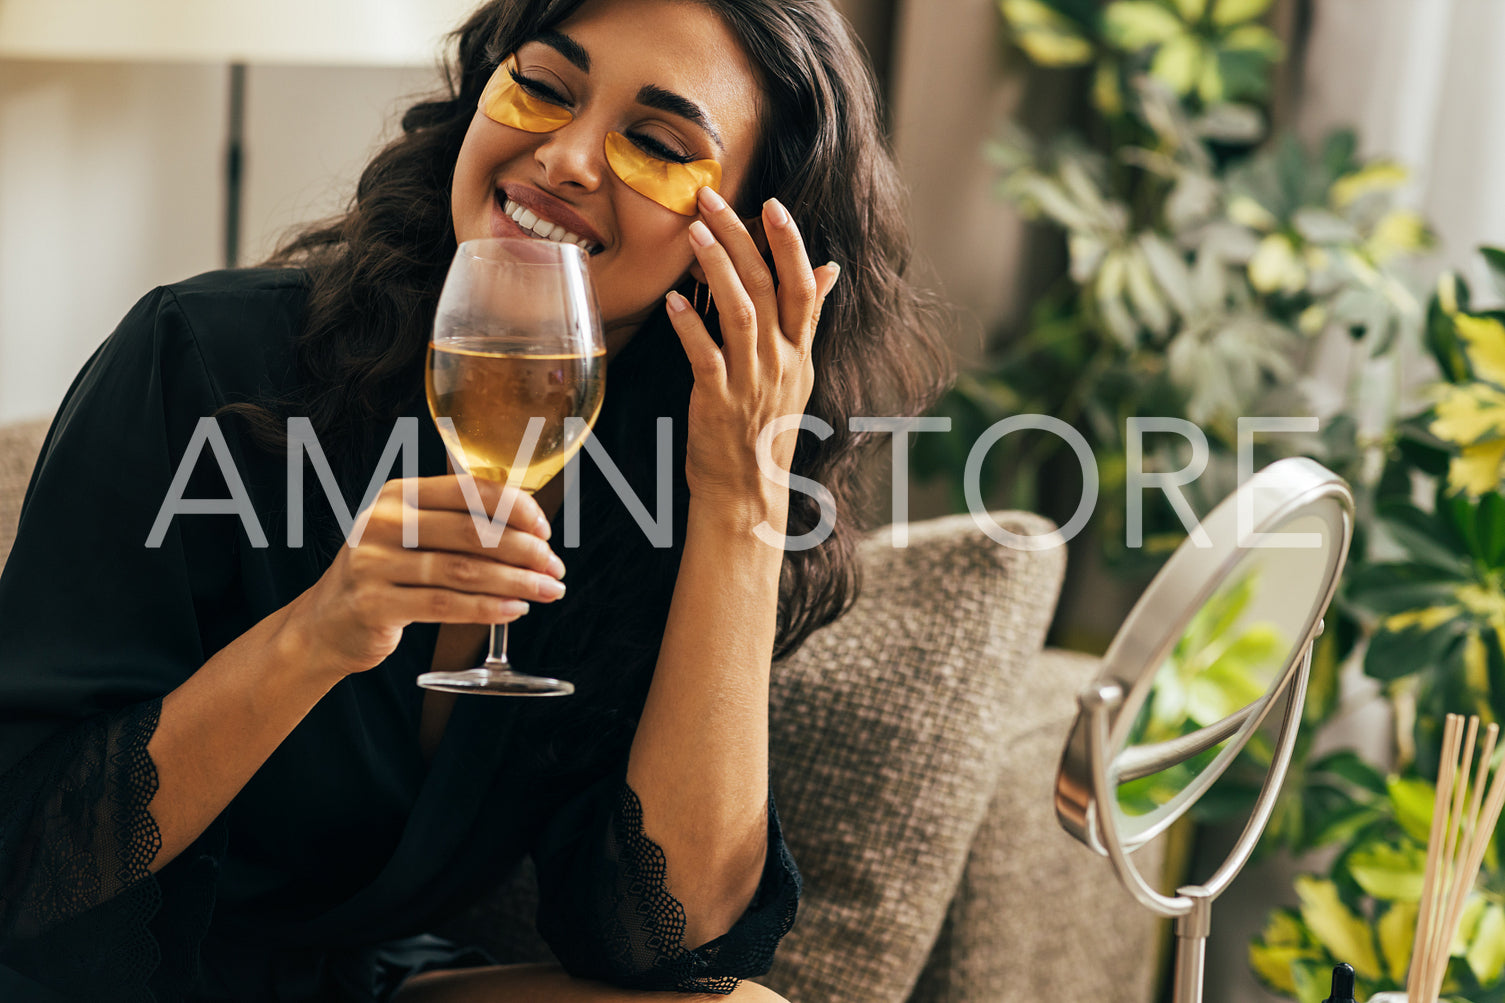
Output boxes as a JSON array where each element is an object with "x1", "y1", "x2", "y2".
[{"x1": 0, "y1": 415, "x2": 1162, "y2": 1002}]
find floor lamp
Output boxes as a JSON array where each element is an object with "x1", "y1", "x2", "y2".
[{"x1": 0, "y1": 0, "x2": 476, "y2": 266}]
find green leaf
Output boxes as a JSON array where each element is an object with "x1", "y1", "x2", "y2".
[
  {"x1": 1395, "y1": 424, "x2": 1456, "y2": 480},
  {"x1": 1275, "y1": 135, "x2": 1309, "y2": 216},
  {"x1": 1363, "y1": 616, "x2": 1467, "y2": 682},
  {"x1": 1346, "y1": 562, "x2": 1470, "y2": 617},
  {"x1": 1124, "y1": 246, "x2": 1173, "y2": 335},
  {"x1": 1304, "y1": 623, "x2": 1347, "y2": 725},
  {"x1": 1291, "y1": 959, "x2": 1340, "y2": 1003},
  {"x1": 1250, "y1": 909, "x2": 1319, "y2": 994},
  {"x1": 1103, "y1": 1, "x2": 1187, "y2": 49},
  {"x1": 1220, "y1": 23, "x2": 1283, "y2": 59},
  {"x1": 1173, "y1": 0, "x2": 1208, "y2": 22},
  {"x1": 1428, "y1": 287, "x2": 1474, "y2": 384},
  {"x1": 1150, "y1": 33, "x2": 1204, "y2": 93},
  {"x1": 1310, "y1": 749, "x2": 1389, "y2": 795},
  {"x1": 1321, "y1": 129, "x2": 1359, "y2": 179},
  {"x1": 1296, "y1": 876, "x2": 1382, "y2": 980},
  {"x1": 1307, "y1": 801, "x2": 1384, "y2": 850},
  {"x1": 1466, "y1": 902, "x2": 1505, "y2": 984},
  {"x1": 1092, "y1": 58, "x2": 1125, "y2": 115},
  {"x1": 1249, "y1": 943, "x2": 1310, "y2": 995},
  {"x1": 1001, "y1": 0, "x2": 1097, "y2": 66},
  {"x1": 1387, "y1": 776, "x2": 1439, "y2": 845},
  {"x1": 1481, "y1": 247, "x2": 1505, "y2": 303},
  {"x1": 1196, "y1": 49, "x2": 1226, "y2": 103},
  {"x1": 1193, "y1": 102, "x2": 1266, "y2": 142},
  {"x1": 1211, "y1": 0, "x2": 1275, "y2": 27},
  {"x1": 1293, "y1": 207, "x2": 1359, "y2": 245},
  {"x1": 1376, "y1": 502, "x2": 1471, "y2": 573},
  {"x1": 1443, "y1": 490, "x2": 1487, "y2": 563},
  {"x1": 1379, "y1": 901, "x2": 1419, "y2": 983},
  {"x1": 1478, "y1": 491, "x2": 1505, "y2": 567},
  {"x1": 1347, "y1": 841, "x2": 1427, "y2": 901}
]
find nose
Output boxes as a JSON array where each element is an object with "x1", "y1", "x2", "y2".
[{"x1": 533, "y1": 118, "x2": 605, "y2": 194}]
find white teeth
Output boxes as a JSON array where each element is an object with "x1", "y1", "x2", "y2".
[{"x1": 500, "y1": 196, "x2": 598, "y2": 252}]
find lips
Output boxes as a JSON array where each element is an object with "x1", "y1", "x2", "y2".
[{"x1": 494, "y1": 184, "x2": 606, "y2": 254}]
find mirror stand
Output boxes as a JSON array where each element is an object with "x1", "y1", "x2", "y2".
[{"x1": 1081, "y1": 629, "x2": 1318, "y2": 1003}]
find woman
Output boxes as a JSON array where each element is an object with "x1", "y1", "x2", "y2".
[{"x1": 0, "y1": 0, "x2": 947, "y2": 1000}]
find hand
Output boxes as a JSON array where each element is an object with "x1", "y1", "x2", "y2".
[
  {"x1": 285, "y1": 476, "x2": 567, "y2": 680},
  {"x1": 665, "y1": 187, "x2": 840, "y2": 511}
]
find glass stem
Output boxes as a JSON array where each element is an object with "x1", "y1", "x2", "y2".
[{"x1": 484, "y1": 622, "x2": 511, "y2": 668}]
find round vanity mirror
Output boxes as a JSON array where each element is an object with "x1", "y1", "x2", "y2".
[{"x1": 1054, "y1": 457, "x2": 1353, "y2": 1003}]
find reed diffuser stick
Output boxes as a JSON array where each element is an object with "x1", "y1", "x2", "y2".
[
  {"x1": 1407, "y1": 714, "x2": 1461, "y2": 1002},
  {"x1": 1405, "y1": 713, "x2": 1505, "y2": 1003}
]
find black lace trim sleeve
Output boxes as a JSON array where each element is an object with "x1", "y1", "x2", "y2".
[
  {"x1": 534, "y1": 780, "x2": 800, "y2": 995},
  {"x1": 0, "y1": 699, "x2": 222, "y2": 1002}
]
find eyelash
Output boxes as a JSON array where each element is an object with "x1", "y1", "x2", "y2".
[{"x1": 508, "y1": 67, "x2": 696, "y2": 166}]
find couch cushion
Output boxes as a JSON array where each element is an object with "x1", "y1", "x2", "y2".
[
  {"x1": 760, "y1": 512, "x2": 1063, "y2": 1001},
  {"x1": 439, "y1": 511, "x2": 1065, "y2": 1002},
  {"x1": 906, "y1": 648, "x2": 1167, "y2": 1003}
]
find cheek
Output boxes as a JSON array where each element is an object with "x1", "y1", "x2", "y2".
[
  {"x1": 619, "y1": 200, "x2": 694, "y2": 268},
  {"x1": 450, "y1": 122, "x2": 488, "y2": 217}
]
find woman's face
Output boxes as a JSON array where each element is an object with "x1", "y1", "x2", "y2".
[{"x1": 451, "y1": 0, "x2": 764, "y2": 348}]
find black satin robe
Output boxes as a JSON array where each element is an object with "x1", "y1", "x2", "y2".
[{"x1": 0, "y1": 269, "x2": 798, "y2": 1002}]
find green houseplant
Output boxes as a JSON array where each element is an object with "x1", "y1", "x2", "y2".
[
  {"x1": 1249, "y1": 264, "x2": 1505, "y2": 1003},
  {"x1": 916, "y1": 0, "x2": 1430, "y2": 578},
  {"x1": 919, "y1": 2, "x2": 1505, "y2": 1001}
]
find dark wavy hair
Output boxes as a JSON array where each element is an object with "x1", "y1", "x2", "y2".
[{"x1": 253, "y1": 0, "x2": 951, "y2": 768}]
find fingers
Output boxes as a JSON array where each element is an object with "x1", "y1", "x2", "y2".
[
  {"x1": 688, "y1": 216, "x2": 758, "y2": 379},
  {"x1": 696, "y1": 186, "x2": 776, "y2": 324},
  {"x1": 761, "y1": 198, "x2": 818, "y2": 356},
  {"x1": 387, "y1": 587, "x2": 532, "y2": 626},
  {"x1": 809, "y1": 261, "x2": 841, "y2": 349},
  {"x1": 665, "y1": 290, "x2": 728, "y2": 389},
  {"x1": 691, "y1": 186, "x2": 790, "y2": 379},
  {"x1": 385, "y1": 548, "x2": 567, "y2": 603},
  {"x1": 403, "y1": 476, "x2": 552, "y2": 538}
]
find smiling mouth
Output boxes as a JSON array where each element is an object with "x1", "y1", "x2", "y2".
[{"x1": 496, "y1": 193, "x2": 603, "y2": 254}]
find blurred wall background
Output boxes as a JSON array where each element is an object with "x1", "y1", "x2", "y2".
[
  {"x1": 5, "y1": 1, "x2": 1502, "y2": 422},
  {"x1": 7, "y1": 0, "x2": 1020, "y2": 425}
]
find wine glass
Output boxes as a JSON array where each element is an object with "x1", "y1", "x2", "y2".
[{"x1": 417, "y1": 237, "x2": 606, "y2": 696}]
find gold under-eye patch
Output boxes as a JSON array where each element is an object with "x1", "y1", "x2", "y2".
[
  {"x1": 603, "y1": 132, "x2": 721, "y2": 216},
  {"x1": 479, "y1": 56, "x2": 574, "y2": 132},
  {"x1": 478, "y1": 55, "x2": 723, "y2": 216}
]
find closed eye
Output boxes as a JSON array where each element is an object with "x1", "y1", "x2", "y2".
[
  {"x1": 627, "y1": 132, "x2": 694, "y2": 165},
  {"x1": 509, "y1": 67, "x2": 571, "y2": 108}
]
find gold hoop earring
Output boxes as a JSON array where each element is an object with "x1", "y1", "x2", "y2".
[{"x1": 693, "y1": 281, "x2": 712, "y2": 318}]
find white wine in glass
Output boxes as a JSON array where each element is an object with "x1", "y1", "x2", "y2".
[{"x1": 418, "y1": 237, "x2": 606, "y2": 696}]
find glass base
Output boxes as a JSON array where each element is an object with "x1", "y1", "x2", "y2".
[{"x1": 416, "y1": 667, "x2": 574, "y2": 696}]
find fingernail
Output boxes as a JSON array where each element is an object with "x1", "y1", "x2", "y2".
[
  {"x1": 699, "y1": 186, "x2": 727, "y2": 212},
  {"x1": 764, "y1": 198, "x2": 790, "y2": 227},
  {"x1": 689, "y1": 220, "x2": 715, "y2": 248},
  {"x1": 534, "y1": 515, "x2": 552, "y2": 540},
  {"x1": 547, "y1": 554, "x2": 566, "y2": 579},
  {"x1": 666, "y1": 290, "x2": 690, "y2": 313},
  {"x1": 499, "y1": 599, "x2": 530, "y2": 618},
  {"x1": 825, "y1": 260, "x2": 841, "y2": 278},
  {"x1": 539, "y1": 578, "x2": 566, "y2": 600}
]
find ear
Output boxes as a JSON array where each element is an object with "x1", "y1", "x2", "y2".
[{"x1": 686, "y1": 213, "x2": 770, "y2": 284}]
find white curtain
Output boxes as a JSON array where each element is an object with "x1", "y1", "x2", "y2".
[{"x1": 1298, "y1": 0, "x2": 1505, "y2": 283}]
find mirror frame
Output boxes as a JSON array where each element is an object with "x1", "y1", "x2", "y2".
[{"x1": 1055, "y1": 457, "x2": 1354, "y2": 856}]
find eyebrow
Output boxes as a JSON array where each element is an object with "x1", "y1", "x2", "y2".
[
  {"x1": 528, "y1": 30, "x2": 726, "y2": 154},
  {"x1": 533, "y1": 30, "x2": 590, "y2": 72},
  {"x1": 636, "y1": 84, "x2": 725, "y2": 152}
]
